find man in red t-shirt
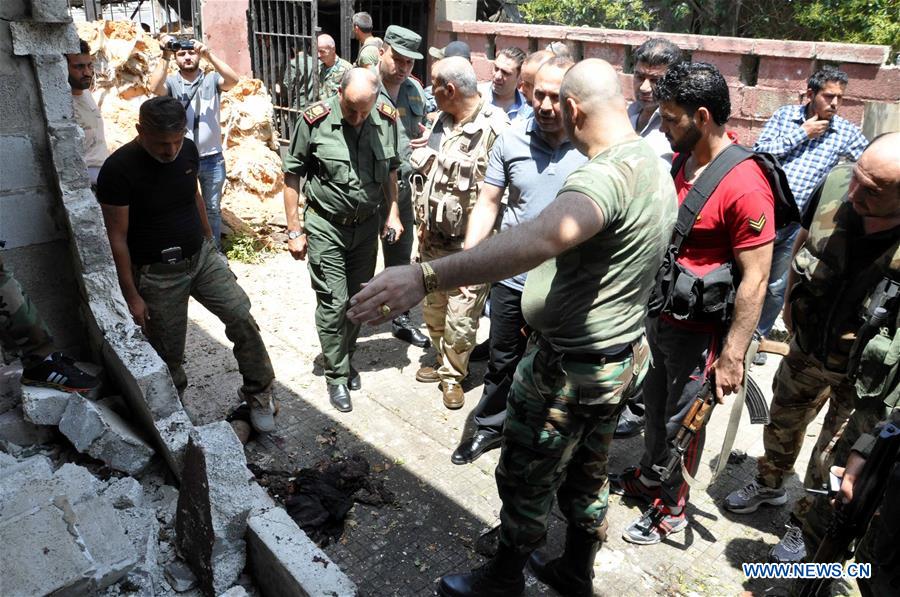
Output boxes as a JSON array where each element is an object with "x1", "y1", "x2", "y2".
[{"x1": 612, "y1": 62, "x2": 775, "y2": 544}]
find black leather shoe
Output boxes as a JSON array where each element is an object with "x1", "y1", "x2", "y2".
[
  {"x1": 348, "y1": 369, "x2": 361, "y2": 391},
  {"x1": 614, "y1": 407, "x2": 645, "y2": 438},
  {"x1": 438, "y1": 544, "x2": 528, "y2": 596},
  {"x1": 392, "y1": 313, "x2": 430, "y2": 348},
  {"x1": 328, "y1": 384, "x2": 352, "y2": 412},
  {"x1": 451, "y1": 430, "x2": 502, "y2": 465}
]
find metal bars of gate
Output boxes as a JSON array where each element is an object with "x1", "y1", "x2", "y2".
[
  {"x1": 353, "y1": 0, "x2": 430, "y2": 83},
  {"x1": 248, "y1": 0, "x2": 318, "y2": 143}
]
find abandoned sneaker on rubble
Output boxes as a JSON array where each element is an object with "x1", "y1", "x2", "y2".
[
  {"x1": 622, "y1": 499, "x2": 688, "y2": 545},
  {"x1": 21, "y1": 352, "x2": 100, "y2": 393},
  {"x1": 238, "y1": 387, "x2": 277, "y2": 433}
]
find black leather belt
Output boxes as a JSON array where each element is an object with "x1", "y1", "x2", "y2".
[
  {"x1": 307, "y1": 203, "x2": 377, "y2": 227},
  {"x1": 536, "y1": 334, "x2": 635, "y2": 365}
]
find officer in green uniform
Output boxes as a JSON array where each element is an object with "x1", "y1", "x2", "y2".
[
  {"x1": 316, "y1": 34, "x2": 353, "y2": 101},
  {"x1": 376, "y1": 25, "x2": 430, "y2": 347},
  {"x1": 724, "y1": 132, "x2": 900, "y2": 564},
  {"x1": 282, "y1": 68, "x2": 402, "y2": 413}
]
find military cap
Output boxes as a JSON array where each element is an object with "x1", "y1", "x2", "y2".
[
  {"x1": 428, "y1": 40, "x2": 471, "y2": 61},
  {"x1": 383, "y1": 25, "x2": 423, "y2": 60}
]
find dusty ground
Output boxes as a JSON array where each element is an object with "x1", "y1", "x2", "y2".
[{"x1": 180, "y1": 246, "x2": 855, "y2": 597}]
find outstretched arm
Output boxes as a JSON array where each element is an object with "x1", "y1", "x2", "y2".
[{"x1": 347, "y1": 190, "x2": 605, "y2": 324}]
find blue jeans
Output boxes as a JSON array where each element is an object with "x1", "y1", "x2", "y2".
[
  {"x1": 198, "y1": 153, "x2": 226, "y2": 249},
  {"x1": 757, "y1": 223, "x2": 800, "y2": 337}
]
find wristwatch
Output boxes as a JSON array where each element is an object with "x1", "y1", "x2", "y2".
[
  {"x1": 287, "y1": 230, "x2": 304, "y2": 240},
  {"x1": 420, "y1": 261, "x2": 439, "y2": 294}
]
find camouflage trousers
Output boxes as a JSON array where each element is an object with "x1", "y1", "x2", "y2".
[
  {"x1": 497, "y1": 336, "x2": 650, "y2": 552},
  {"x1": 0, "y1": 255, "x2": 54, "y2": 366},
  {"x1": 756, "y1": 340, "x2": 857, "y2": 520},
  {"x1": 134, "y1": 239, "x2": 274, "y2": 396},
  {"x1": 420, "y1": 241, "x2": 488, "y2": 384}
]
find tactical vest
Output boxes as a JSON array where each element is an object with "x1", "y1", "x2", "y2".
[
  {"x1": 790, "y1": 163, "x2": 900, "y2": 409},
  {"x1": 409, "y1": 101, "x2": 507, "y2": 244}
]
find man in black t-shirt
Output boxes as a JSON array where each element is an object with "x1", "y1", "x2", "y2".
[{"x1": 97, "y1": 97, "x2": 277, "y2": 433}]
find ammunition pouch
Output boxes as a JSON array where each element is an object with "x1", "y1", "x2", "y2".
[
  {"x1": 855, "y1": 327, "x2": 900, "y2": 409},
  {"x1": 648, "y1": 256, "x2": 737, "y2": 325}
]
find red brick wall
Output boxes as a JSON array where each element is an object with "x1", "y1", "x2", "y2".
[
  {"x1": 202, "y1": 0, "x2": 252, "y2": 78},
  {"x1": 433, "y1": 21, "x2": 898, "y2": 145}
]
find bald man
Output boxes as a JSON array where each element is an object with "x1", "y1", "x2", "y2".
[
  {"x1": 346, "y1": 59, "x2": 677, "y2": 596},
  {"x1": 316, "y1": 34, "x2": 353, "y2": 100},
  {"x1": 724, "y1": 134, "x2": 900, "y2": 567},
  {"x1": 283, "y1": 68, "x2": 402, "y2": 412}
]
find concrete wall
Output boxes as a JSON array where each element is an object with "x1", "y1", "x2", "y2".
[
  {"x1": 0, "y1": 0, "x2": 84, "y2": 358},
  {"x1": 432, "y1": 20, "x2": 900, "y2": 144},
  {"x1": 202, "y1": 0, "x2": 252, "y2": 78}
]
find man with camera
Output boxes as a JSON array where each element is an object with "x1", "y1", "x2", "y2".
[
  {"x1": 97, "y1": 97, "x2": 276, "y2": 434},
  {"x1": 149, "y1": 34, "x2": 240, "y2": 251}
]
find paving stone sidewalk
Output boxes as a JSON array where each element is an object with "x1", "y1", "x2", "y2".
[{"x1": 181, "y1": 252, "x2": 856, "y2": 597}]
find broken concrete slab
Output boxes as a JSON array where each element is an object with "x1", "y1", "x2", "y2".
[
  {"x1": 58, "y1": 393, "x2": 155, "y2": 475},
  {"x1": 176, "y1": 422, "x2": 253, "y2": 595},
  {"x1": 165, "y1": 559, "x2": 198, "y2": 592},
  {"x1": 116, "y1": 505, "x2": 160, "y2": 596},
  {"x1": 21, "y1": 384, "x2": 73, "y2": 425},
  {"x1": 0, "y1": 406, "x2": 56, "y2": 447},
  {"x1": 0, "y1": 500, "x2": 95, "y2": 596},
  {"x1": 47, "y1": 122, "x2": 91, "y2": 191},
  {"x1": 0, "y1": 461, "x2": 102, "y2": 519},
  {"x1": 0, "y1": 361, "x2": 23, "y2": 415},
  {"x1": 0, "y1": 454, "x2": 53, "y2": 501},
  {"x1": 246, "y1": 505, "x2": 357, "y2": 597},
  {"x1": 71, "y1": 495, "x2": 140, "y2": 588},
  {"x1": 103, "y1": 476, "x2": 145, "y2": 509},
  {"x1": 219, "y1": 586, "x2": 249, "y2": 597}
]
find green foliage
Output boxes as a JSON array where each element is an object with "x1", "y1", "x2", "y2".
[
  {"x1": 521, "y1": 0, "x2": 654, "y2": 31},
  {"x1": 223, "y1": 233, "x2": 272, "y2": 264},
  {"x1": 794, "y1": 0, "x2": 900, "y2": 51},
  {"x1": 520, "y1": 0, "x2": 900, "y2": 55}
]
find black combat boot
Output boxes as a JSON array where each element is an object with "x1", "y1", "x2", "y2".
[
  {"x1": 529, "y1": 521, "x2": 606, "y2": 597},
  {"x1": 437, "y1": 543, "x2": 530, "y2": 596}
]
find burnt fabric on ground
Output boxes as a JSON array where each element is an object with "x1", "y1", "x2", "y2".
[{"x1": 249, "y1": 453, "x2": 394, "y2": 545}]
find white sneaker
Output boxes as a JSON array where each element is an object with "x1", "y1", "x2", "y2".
[
  {"x1": 240, "y1": 388, "x2": 276, "y2": 433},
  {"x1": 723, "y1": 480, "x2": 788, "y2": 514}
]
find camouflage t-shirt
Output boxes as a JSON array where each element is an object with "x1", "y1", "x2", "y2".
[{"x1": 521, "y1": 138, "x2": 677, "y2": 352}]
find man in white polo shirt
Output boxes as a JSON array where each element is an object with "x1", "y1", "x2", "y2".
[{"x1": 67, "y1": 38, "x2": 108, "y2": 186}]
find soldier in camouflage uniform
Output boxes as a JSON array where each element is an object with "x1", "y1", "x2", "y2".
[
  {"x1": 346, "y1": 59, "x2": 677, "y2": 597},
  {"x1": 282, "y1": 68, "x2": 402, "y2": 413},
  {"x1": 410, "y1": 57, "x2": 508, "y2": 410},
  {"x1": 316, "y1": 34, "x2": 352, "y2": 101},
  {"x1": 375, "y1": 26, "x2": 430, "y2": 348},
  {"x1": 352, "y1": 12, "x2": 382, "y2": 68},
  {"x1": 0, "y1": 255, "x2": 98, "y2": 392},
  {"x1": 724, "y1": 133, "x2": 900, "y2": 564}
]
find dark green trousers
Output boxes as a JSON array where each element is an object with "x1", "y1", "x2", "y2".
[
  {"x1": 305, "y1": 209, "x2": 379, "y2": 385},
  {"x1": 0, "y1": 255, "x2": 54, "y2": 366},
  {"x1": 378, "y1": 179, "x2": 415, "y2": 268}
]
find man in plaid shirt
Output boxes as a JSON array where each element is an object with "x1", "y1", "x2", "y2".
[{"x1": 752, "y1": 67, "x2": 868, "y2": 360}]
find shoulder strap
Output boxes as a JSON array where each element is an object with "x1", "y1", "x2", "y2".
[{"x1": 669, "y1": 144, "x2": 753, "y2": 255}]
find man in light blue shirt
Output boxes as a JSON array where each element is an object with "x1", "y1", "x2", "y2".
[
  {"x1": 479, "y1": 46, "x2": 533, "y2": 123},
  {"x1": 752, "y1": 67, "x2": 868, "y2": 361},
  {"x1": 451, "y1": 55, "x2": 587, "y2": 465}
]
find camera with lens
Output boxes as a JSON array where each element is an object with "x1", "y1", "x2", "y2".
[{"x1": 165, "y1": 38, "x2": 195, "y2": 52}]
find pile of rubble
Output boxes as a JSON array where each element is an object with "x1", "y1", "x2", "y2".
[
  {"x1": 0, "y1": 362, "x2": 255, "y2": 596},
  {"x1": 75, "y1": 20, "x2": 285, "y2": 218}
]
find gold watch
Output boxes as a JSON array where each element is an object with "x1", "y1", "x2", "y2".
[{"x1": 420, "y1": 261, "x2": 439, "y2": 294}]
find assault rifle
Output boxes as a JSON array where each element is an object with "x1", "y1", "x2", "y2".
[
  {"x1": 652, "y1": 377, "x2": 716, "y2": 483},
  {"x1": 796, "y1": 420, "x2": 900, "y2": 597}
]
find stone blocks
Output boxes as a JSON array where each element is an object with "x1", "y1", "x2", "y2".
[
  {"x1": 176, "y1": 422, "x2": 253, "y2": 595},
  {"x1": 0, "y1": 361, "x2": 22, "y2": 415},
  {"x1": 58, "y1": 393, "x2": 155, "y2": 475},
  {"x1": 10, "y1": 21, "x2": 80, "y2": 56},
  {"x1": 21, "y1": 385, "x2": 72, "y2": 425},
  {"x1": 0, "y1": 405, "x2": 56, "y2": 447}
]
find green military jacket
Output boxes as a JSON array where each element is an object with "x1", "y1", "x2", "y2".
[
  {"x1": 791, "y1": 163, "x2": 900, "y2": 402},
  {"x1": 355, "y1": 36, "x2": 382, "y2": 67},
  {"x1": 283, "y1": 94, "x2": 401, "y2": 217},
  {"x1": 379, "y1": 77, "x2": 427, "y2": 139},
  {"x1": 318, "y1": 56, "x2": 353, "y2": 101}
]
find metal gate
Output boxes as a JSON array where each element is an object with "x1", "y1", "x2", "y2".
[
  {"x1": 351, "y1": 0, "x2": 430, "y2": 82},
  {"x1": 248, "y1": 0, "x2": 318, "y2": 142}
]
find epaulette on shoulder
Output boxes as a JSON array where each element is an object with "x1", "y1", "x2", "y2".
[
  {"x1": 303, "y1": 102, "x2": 330, "y2": 125},
  {"x1": 409, "y1": 74, "x2": 424, "y2": 88},
  {"x1": 378, "y1": 101, "x2": 399, "y2": 122}
]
